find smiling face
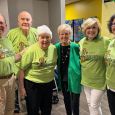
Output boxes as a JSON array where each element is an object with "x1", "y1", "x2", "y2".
[
  {"x1": 111, "y1": 18, "x2": 115, "y2": 34},
  {"x1": 59, "y1": 29, "x2": 70, "y2": 44},
  {"x1": 86, "y1": 23, "x2": 98, "y2": 40},
  {"x1": 0, "y1": 15, "x2": 7, "y2": 38},
  {"x1": 17, "y1": 12, "x2": 33, "y2": 31},
  {"x1": 38, "y1": 33, "x2": 51, "y2": 49}
]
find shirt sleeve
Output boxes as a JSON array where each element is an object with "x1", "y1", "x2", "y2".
[
  {"x1": 6, "y1": 30, "x2": 12, "y2": 40},
  {"x1": 20, "y1": 49, "x2": 33, "y2": 70}
]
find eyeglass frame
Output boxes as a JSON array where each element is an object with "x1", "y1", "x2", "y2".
[{"x1": 111, "y1": 23, "x2": 115, "y2": 27}]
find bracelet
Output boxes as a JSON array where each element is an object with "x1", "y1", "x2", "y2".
[{"x1": 20, "y1": 88, "x2": 25, "y2": 90}]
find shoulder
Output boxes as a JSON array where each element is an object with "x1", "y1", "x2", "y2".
[
  {"x1": 7, "y1": 27, "x2": 21, "y2": 41},
  {"x1": 7, "y1": 27, "x2": 20, "y2": 39},
  {"x1": 100, "y1": 36, "x2": 111, "y2": 45},
  {"x1": 101, "y1": 36, "x2": 111, "y2": 41},
  {"x1": 8, "y1": 27, "x2": 20, "y2": 34},
  {"x1": 23, "y1": 43, "x2": 37, "y2": 56},
  {"x1": 107, "y1": 38, "x2": 115, "y2": 46},
  {"x1": 4, "y1": 38, "x2": 14, "y2": 48},
  {"x1": 29, "y1": 43, "x2": 38, "y2": 50},
  {"x1": 79, "y1": 37, "x2": 86, "y2": 45},
  {"x1": 110, "y1": 38, "x2": 115, "y2": 42},
  {"x1": 4, "y1": 38, "x2": 13, "y2": 44},
  {"x1": 30, "y1": 27, "x2": 37, "y2": 33},
  {"x1": 70, "y1": 42, "x2": 79, "y2": 48},
  {"x1": 49, "y1": 44, "x2": 57, "y2": 50},
  {"x1": 55, "y1": 42, "x2": 61, "y2": 48}
]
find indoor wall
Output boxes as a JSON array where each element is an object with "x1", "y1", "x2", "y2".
[
  {"x1": 0, "y1": 0, "x2": 10, "y2": 36},
  {"x1": 65, "y1": 0, "x2": 102, "y2": 23},
  {"x1": 101, "y1": 1, "x2": 115, "y2": 39},
  {"x1": 7, "y1": 0, "x2": 49, "y2": 29}
]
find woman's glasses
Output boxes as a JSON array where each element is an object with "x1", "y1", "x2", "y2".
[{"x1": 111, "y1": 23, "x2": 115, "y2": 27}]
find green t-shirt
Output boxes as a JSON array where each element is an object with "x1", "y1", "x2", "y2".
[
  {"x1": 6, "y1": 27, "x2": 37, "y2": 75},
  {"x1": 0, "y1": 38, "x2": 15, "y2": 76},
  {"x1": 105, "y1": 38, "x2": 115, "y2": 89},
  {"x1": 20, "y1": 43, "x2": 58, "y2": 83},
  {"x1": 79, "y1": 35, "x2": 110, "y2": 90}
]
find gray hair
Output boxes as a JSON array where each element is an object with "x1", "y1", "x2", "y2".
[{"x1": 36, "y1": 25, "x2": 52, "y2": 39}]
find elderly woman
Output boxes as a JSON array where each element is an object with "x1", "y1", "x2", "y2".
[
  {"x1": 19, "y1": 25, "x2": 57, "y2": 115},
  {"x1": 104, "y1": 14, "x2": 115, "y2": 115},
  {"x1": 79, "y1": 18, "x2": 111, "y2": 115},
  {"x1": 55, "y1": 24, "x2": 81, "y2": 115}
]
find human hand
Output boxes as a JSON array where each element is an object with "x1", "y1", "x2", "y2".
[
  {"x1": 19, "y1": 44, "x2": 35, "y2": 56},
  {"x1": 54, "y1": 65, "x2": 57, "y2": 70},
  {"x1": 0, "y1": 90, "x2": 1, "y2": 102},
  {"x1": 20, "y1": 88, "x2": 27, "y2": 99}
]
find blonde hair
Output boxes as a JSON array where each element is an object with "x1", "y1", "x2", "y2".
[
  {"x1": 58, "y1": 24, "x2": 72, "y2": 36},
  {"x1": 36, "y1": 25, "x2": 52, "y2": 39},
  {"x1": 82, "y1": 18, "x2": 101, "y2": 35}
]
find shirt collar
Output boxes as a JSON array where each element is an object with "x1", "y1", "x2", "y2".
[
  {"x1": 0, "y1": 37, "x2": 4, "y2": 40},
  {"x1": 86, "y1": 34, "x2": 100, "y2": 40}
]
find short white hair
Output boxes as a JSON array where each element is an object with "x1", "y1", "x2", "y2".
[{"x1": 36, "y1": 25, "x2": 52, "y2": 39}]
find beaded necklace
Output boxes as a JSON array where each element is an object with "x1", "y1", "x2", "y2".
[{"x1": 61, "y1": 46, "x2": 70, "y2": 63}]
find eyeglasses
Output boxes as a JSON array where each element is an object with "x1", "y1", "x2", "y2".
[
  {"x1": 0, "y1": 22, "x2": 5, "y2": 25},
  {"x1": 111, "y1": 23, "x2": 115, "y2": 27}
]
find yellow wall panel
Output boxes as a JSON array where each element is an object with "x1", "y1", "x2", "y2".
[
  {"x1": 65, "y1": 0, "x2": 102, "y2": 23},
  {"x1": 101, "y1": 1, "x2": 115, "y2": 39}
]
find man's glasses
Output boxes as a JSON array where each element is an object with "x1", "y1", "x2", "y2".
[{"x1": 0, "y1": 22, "x2": 5, "y2": 25}]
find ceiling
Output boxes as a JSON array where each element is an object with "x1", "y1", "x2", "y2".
[
  {"x1": 65, "y1": 0, "x2": 81, "y2": 5},
  {"x1": 35, "y1": 0, "x2": 81, "y2": 5}
]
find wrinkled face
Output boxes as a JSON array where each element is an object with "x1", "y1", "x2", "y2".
[
  {"x1": 0, "y1": 15, "x2": 7, "y2": 37},
  {"x1": 17, "y1": 12, "x2": 33, "y2": 31},
  {"x1": 38, "y1": 33, "x2": 51, "y2": 49},
  {"x1": 86, "y1": 24, "x2": 98, "y2": 40},
  {"x1": 59, "y1": 29, "x2": 70, "y2": 43},
  {"x1": 111, "y1": 18, "x2": 115, "y2": 34}
]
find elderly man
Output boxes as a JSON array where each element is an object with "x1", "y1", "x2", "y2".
[
  {"x1": 7, "y1": 11, "x2": 37, "y2": 115},
  {"x1": 0, "y1": 13, "x2": 27, "y2": 115}
]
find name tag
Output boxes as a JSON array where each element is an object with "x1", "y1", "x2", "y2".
[
  {"x1": 4, "y1": 49, "x2": 8, "y2": 51},
  {"x1": 110, "y1": 44, "x2": 114, "y2": 47},
  {"x1": 83, "y1": 42, "x2": 88, "y2": 45}
]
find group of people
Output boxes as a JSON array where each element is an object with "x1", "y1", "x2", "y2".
[{"x1": 0, "y1": 10, "x2": 115, "y2": 115}]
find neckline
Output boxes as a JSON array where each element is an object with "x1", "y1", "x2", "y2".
[
  {"x1": 0, "y1": 37, "x2": 4, "y2": 40},
  {"x1": 19, "y1": 27, "x2": 31, "y2": 37},
  {"x1": 61, "y1": 45, "x2": 70, "y2": 47},
  {"x1": 86, "y1": 34, "x2": 100, "y2": 41}
]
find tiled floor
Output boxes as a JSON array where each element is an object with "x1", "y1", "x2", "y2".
[
  {"x1": 51, "y1": 90, "x2": 111, "y2": 115},
  {"x1": 19, "y1": 90, "x2": 111, "y2": 115}
]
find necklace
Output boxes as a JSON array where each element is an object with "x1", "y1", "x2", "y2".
[{"x1": 61, "y1": 46, "x2": 70, "y2": 63}]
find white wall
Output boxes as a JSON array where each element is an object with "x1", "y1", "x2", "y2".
[
  {"x1": 49, "y1": 0, "x2": 65, "y2": 44},
  {"x1": 0, "y1": 0, "x2": 10, "y2": 37},
  {"x1": 101, "y1": 1, "x2": 115, "y2": 39},
  {"x1": 7, "y1": 0, "x2": 49, "y2": 29},
  {"x1": 61, "y1": 0, "x2": 65, "y2": 24},
  {"x1": 0, "y1": 0, "x2": 65, "y2": 43}
]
